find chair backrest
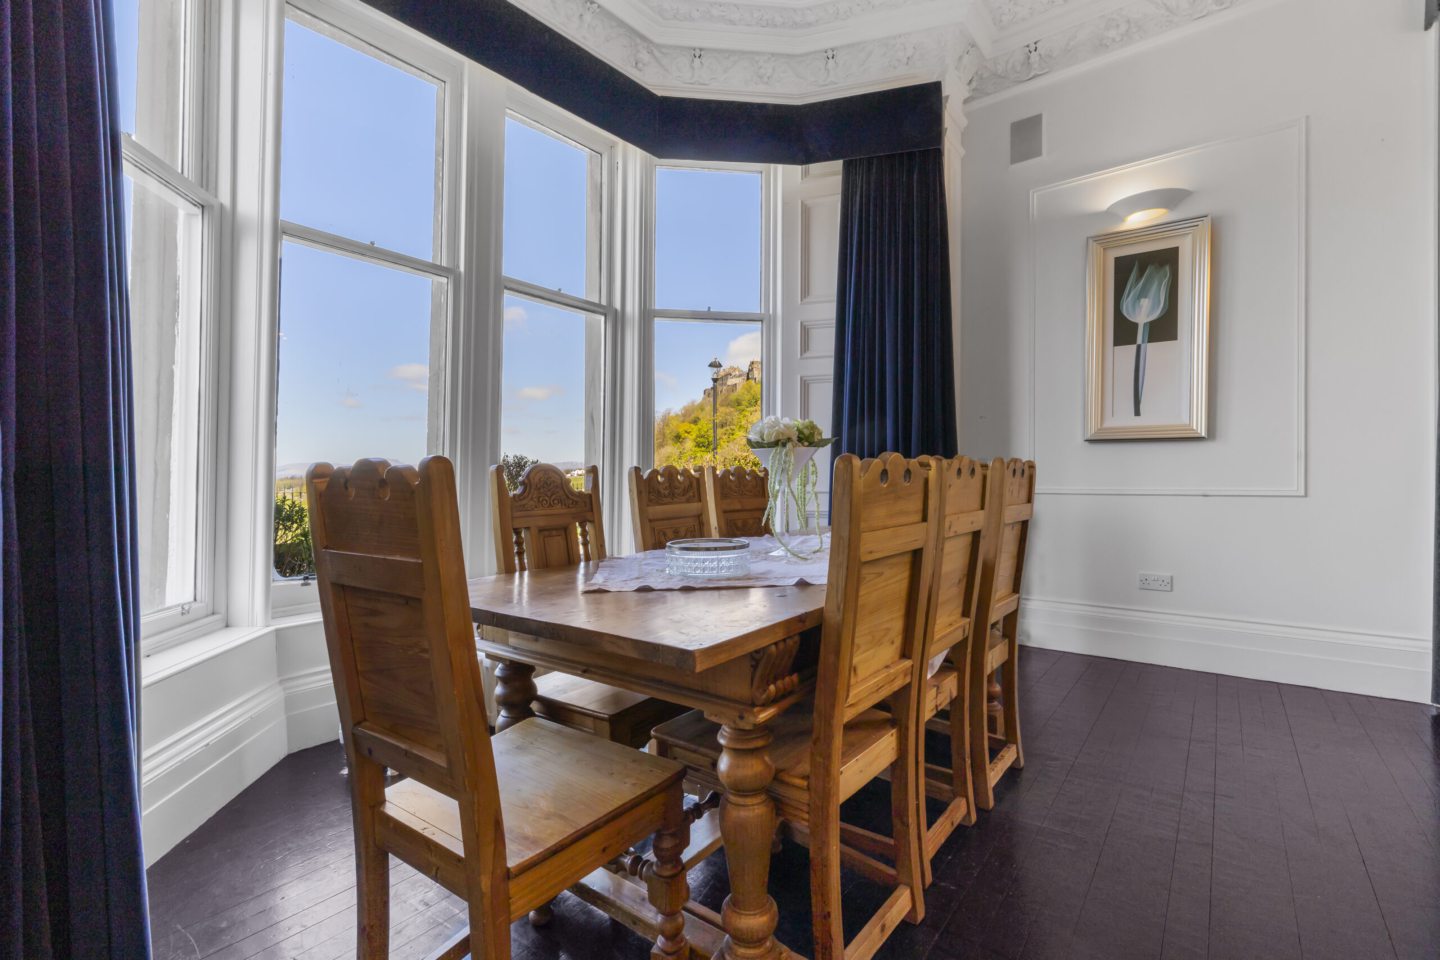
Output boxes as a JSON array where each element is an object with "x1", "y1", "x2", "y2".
[
  {"x1": 308, "y1": 458, "x2": 506, "y2": 882},
  {"x1": 491, "y1": 462, "x2": 607, "y2": 573},
  {"x1": 707, "y1": 465, "x2": 770, "y2": 538},
  {"x1": 977, "y1": 458, "x2": 1036, "y2": 630},
  {"x1": 816, "y1": 452, "x2": 940, "y2": 743},
  {"x1": 629, "y1": 465, "x2": 711, "y2": 551},
  {"x1": 925, "y1": 457, "x2": 993, "y2": 667}
]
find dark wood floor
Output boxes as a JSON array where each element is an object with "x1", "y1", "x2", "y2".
[{"x1": 148, "y1": 648, "x2": 1440, "y2": 960}]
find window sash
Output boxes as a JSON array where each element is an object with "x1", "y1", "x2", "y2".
[{"x1": 124, "y1": 141, "x2": 221, "y2": 647}]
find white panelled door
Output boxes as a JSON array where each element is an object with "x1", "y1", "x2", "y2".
[{"x1": 779, "y1": 161, "x2": 841, "y2": 519}]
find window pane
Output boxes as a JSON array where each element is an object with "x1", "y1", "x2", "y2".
[
  {"x1": 655, "y1": 168, "x2": 761, "y2": 313},
  {"x1": 280, "y1": 18, "x2": 439, "y2": 260},
  {"x1": 113, "y1": 0, "x2": 188, "y2": 167},
  {"x1": 653, "y1": 320, "x2": 762, "y2": 470},
  {"x1": 273, "y1": 242, "x2": 441, "y2": 577},
  {"x1": 126, "y1": 173, "x2": 204, "y2": 615},
  {"x1": 503, "y1": 117, "x2": 593, "y2": 296},
  {"x1": 500, "y1": 294, "x2": 597, "y2": 481}
]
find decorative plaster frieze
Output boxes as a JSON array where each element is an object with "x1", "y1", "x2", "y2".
[
  {"x1": 504, "y1": 0, "x2": 1258, "y2": 102},
  {"x1": 642, "y1": 0, "x2": 921, "y2": 30},
  {"x1": 970, "y1": 0, "x2": 1244, "y2": 98},
  {"x1": 518, "y1": 0, "x2": 981, "y2": 100}
]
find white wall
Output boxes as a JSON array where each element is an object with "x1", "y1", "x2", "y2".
[{"x1": 961, "y1": 0, "x2": 1437, "y2": 702}]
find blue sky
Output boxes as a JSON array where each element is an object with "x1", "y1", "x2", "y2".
[{"x1": 116, "y1": 11, "x2": 763, "y2": 473}]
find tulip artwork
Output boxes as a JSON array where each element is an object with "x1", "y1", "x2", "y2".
[
  {"x1": 1119, "y1": 260, "x2": 1172, "y2": 415},
  {"x1": 1086, "y1": 215, "x2": 1210, "y2": 441}
]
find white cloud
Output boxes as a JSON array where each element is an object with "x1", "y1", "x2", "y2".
[
  {"x1": 517, "y1": 385, "x2": 563, "y2": 401},
  {"x1": 504, "y1": 305, "x2": 528, "y2": 328},
  {"x1": 388, "y1": 363, "x2": 429, "y2": 393},
  {"x1": 340, "y1": 390, "x2": 362, "y2": 409},
  {"x1": 655, "y1": 370, "x2": 678, "y2": 389},
  {"x1": 725, "y1": 331, "x2": 762, "y2": 367}
]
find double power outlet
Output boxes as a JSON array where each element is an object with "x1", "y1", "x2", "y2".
[{"x1": 1138, "y1": 572, "x2": 1174, "y2": 592}]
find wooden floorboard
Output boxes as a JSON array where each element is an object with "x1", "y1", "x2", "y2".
[{"x1": 146, "y1": 648, "x2": 1439, "y2": 960}]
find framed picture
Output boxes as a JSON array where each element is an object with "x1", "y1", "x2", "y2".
[{"x1": 1085, "y1": 215, "x2": 1211, "y2": 440}]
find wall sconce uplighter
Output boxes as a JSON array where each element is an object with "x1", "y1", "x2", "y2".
[{"x1": 1106, "y1": 188, "x2": 1192, "y2": 227}]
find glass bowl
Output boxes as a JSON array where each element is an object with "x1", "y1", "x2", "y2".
[{"x1": 664, "y1": 538, "x2": 752, "y2": 578}]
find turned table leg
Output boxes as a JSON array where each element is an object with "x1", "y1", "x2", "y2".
[
  {"x1": 716, "y1": 722, "x2": 784, "y2": 960},
  {"x1": 493, "y1": 659, "x2": 538, "y2": 732}
]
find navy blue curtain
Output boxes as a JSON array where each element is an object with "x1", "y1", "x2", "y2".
[
  {"x1": 832, "y1": 148, "x2": 957, "y2": 460},
  {"x1": 2, "y1": 0, "x2": 151, "y2": 956}
]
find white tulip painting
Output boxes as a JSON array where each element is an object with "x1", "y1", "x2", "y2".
[
  {"x1": 1084, "y1": 215, "x2": 1212, "y2": 441},
  {"x1": 1119, "y1": 261, "x2": 1172, "y2": 416}
]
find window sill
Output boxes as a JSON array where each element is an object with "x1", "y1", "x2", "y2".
[{"x1": 141, "y1": 624, "x2": 276, "y2": 687}]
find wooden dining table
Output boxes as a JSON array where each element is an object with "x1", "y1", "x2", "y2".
[{"x1": 469, "y1": 559, "x2": 826, "y2": 960}]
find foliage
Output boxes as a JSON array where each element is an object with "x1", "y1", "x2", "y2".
[
  {"x1": 500, "y1": 453, "x2": 539, "y2": 492},
  {"x1": 273, "y1": 488, "x2": 314, "y2": 579},
  {"x1": 654, "y1": 377, "x2": 763, "y2": 471}
]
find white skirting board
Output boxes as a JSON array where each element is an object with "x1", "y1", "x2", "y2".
[
  {"x1": 140, "y1": 682, "x2": 288, "y2": 866},
  {"x1": 1021, "y1": 597, "x2": 1432, "y2": 703}
]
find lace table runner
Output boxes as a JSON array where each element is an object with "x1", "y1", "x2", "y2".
[{"x1": 583, "y1": 535, "x2": 829, "y2": 592}]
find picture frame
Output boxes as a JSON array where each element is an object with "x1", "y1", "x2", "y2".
[{"x1": 1085, "y1": 215, "x2": 1211, "y2": 440}]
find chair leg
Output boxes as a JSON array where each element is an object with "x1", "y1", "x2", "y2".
[
  {"x1": 808, "y1": 803, "x2": 846, "y2": 960},
  {"x1": 352, "y1": 768, "x2": 390, "y2": 960},
  {"x1": 646, "y1": 791, "x2": 692, "y2": 960},
  {"x1": 947, "y1": 674, "x2": 976, "y2": 829},
  {"x1": 970, "y1": 667, "x2": 997, "y2": 812},
  {"x1": 890, "y1": 692, "x2": 925, "y2": 925},
  {"x1": 1002, "y1": 630, "x2": 1023, "y2": 769}
]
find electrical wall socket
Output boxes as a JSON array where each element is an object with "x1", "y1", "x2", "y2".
[{"x1": 1138, "y1": 573, "x2": 1173, "y2": 592}]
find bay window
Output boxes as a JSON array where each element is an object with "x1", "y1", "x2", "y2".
[{"x1": 122, "y1": 0, "x2": 783, "y2": 646}]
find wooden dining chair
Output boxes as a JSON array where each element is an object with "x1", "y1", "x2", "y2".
[
  {"x1": 969, "y1": 458, "x2": 1037, "y2": 811},
  {"x1": 308, "y1": 457, "x2": 691, "y2": 960},
  {"x1": 706, "y1": 465, "x2": 770, "y2": 537},
  {"x1": 914, "y1": 456, "x2": 993, "y2": 882},
  {"x1": 629, "y1": 465, "x2": 712, "y2": 551},
  {"x1": 652, "y1": 452, "x2": 939, "y2": 960},
  {"x1": 490, "y1": 462, "x2": 682, "y2": 749}
]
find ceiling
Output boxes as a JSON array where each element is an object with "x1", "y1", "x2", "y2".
[{"x1": 504, "y1": 0, "x2": 1251, "y2": 103}]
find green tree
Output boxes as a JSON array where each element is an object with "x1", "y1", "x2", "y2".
[
  {"x1": 500, "y1": 453, "x2": 539, "y2": 491},
  {"x1": 273, "y1": 490, "x2": 314, "y2": 579}
]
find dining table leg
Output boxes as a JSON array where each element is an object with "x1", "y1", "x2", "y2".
[
  {"x1": 492, "y1": 658, "x2": 538, "y2": 732},
  {"x1": 716, "y1": 721, "x2": 785, "y2": 960}
]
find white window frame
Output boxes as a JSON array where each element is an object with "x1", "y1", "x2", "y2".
[
  {"x1": 641, "y1": 158, "x2": 781, "y2": 473},
  {"x1": 126, "y1": 0, "x2": 226, "y2": 651},
  {"x1": 268, "y1": 0, "x2": 466, "y2": 618},
  {"x1": 498, "y1": 92, "x2": 616, "y2": 489}
]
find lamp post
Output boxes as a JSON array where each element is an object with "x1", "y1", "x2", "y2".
[{"x1": 708, "y1": 357, "x2": 723, "y2": 465}]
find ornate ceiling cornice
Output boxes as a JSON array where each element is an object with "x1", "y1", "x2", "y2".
[{"x1": 503, "y1": 0, "x2": 1258, "y2": 103}]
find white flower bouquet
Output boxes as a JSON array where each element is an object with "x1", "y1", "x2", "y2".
[{"x1": 746, "y1": 416, "x2": 834, "y2": 559}]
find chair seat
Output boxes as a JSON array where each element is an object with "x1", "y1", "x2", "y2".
[
  {"x1": 383, "y1": 717, "x2": 684, "y2": 875},
  {"x1": 651, "y1": 705, "x2": 897, "y2": 807}
]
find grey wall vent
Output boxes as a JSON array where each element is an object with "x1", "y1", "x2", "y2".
[{"x1": 1010, "y1": 114, "x2": 1044, "y2": 165}]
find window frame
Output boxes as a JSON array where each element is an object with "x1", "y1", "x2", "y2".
[
  {"x1": 124, "y1": 0, "x2": 226, "y2": 651},
  {"x1": 641, "y1": 158, "x2": 780, "y2": 473},
  {"x1": 269, "y1": 0, "x2": 467, "y2": 618},
  {"x1": 498, "y1": 96, "x2": 615, "y2": 485}
]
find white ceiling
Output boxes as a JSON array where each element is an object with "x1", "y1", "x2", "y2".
[{"x1": 506, "y1": 0, "x2": 1252, "y2": 103}]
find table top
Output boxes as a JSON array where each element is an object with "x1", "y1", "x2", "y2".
[{"x1": 467, "y1": 561, "x2": 826, "y2": 673}]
